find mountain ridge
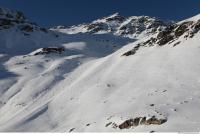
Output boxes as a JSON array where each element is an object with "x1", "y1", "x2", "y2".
[{"x1": 51, "y1": 13, "x2": 173, "y2": 39}]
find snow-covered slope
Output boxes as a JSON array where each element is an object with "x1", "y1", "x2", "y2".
[{"x1": 0, "y1": 7, "x2": 200, "y2": 132}]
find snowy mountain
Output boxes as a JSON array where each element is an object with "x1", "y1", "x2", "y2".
[
  {"x1": 51, "y1": 13, "x2": 172, "y2": 39},
  {"x1": 0, "y1": 7, "x2": 200, "y2": 132}
]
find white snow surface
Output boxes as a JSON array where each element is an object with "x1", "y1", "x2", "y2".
[{"x1": 0, "y1": 8, "x2": 200, "y2": 132}]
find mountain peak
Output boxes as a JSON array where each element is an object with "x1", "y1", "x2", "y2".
[
  {"x1": 52, "y1": 13, "x2": 171, "y2": 39},
  {"x1": 105, "y1": 12, "x2": 125, "y2": 22},
  {"x1": 0, "y1": 7, "x2": 26, "y2": 21},
  {"x1": 107, "y1": 12, "x2": 121, "y2": 18}
]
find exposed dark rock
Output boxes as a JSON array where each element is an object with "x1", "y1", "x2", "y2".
[
  {"x1": 122, "y1": 44, "x2": 141, "y2": 56},
  {"x1": 191, "y1": 19, "x2": 200, "y2": 32},
  {"x1": 146, "y1": 116, "x2": 167, "y2": 125},
  {"x1": 118, "y1": 116, "x2": 167, "y2": 129},
  {"x1": 122, "y1": 37, "x2": 158, "y2": 56},
  {"x1": 121, "y1": 26, "x2": 143, "y2": 35},
  {"x1": 143, "y1": 37, "x2": 157, "y2": 46},
  {"x1": 156, "y1": 20, "x2": 200, "y2": 46},
  {"x1": 107, "y1": 84, "x2": 111, "y2": 87},
  {"x1": 34, "y1": 47, "x2": 65, "y2": 55},
  {"x1": 157, "y1": 25, "x2": 175, "y2": 39},
  {"x1": 0, "y1": 8, "x2": 30, "y2": 31},
  {"x1": 106, "y1": 14, "x2": 125, "y2": 22},
  {"x1": 19, "y1": 25, "x2": 34, "y2": 32},
  {"x1": 173, "y1": 41, "x2": 181, "y2": 47},
  {"x1": 0, "y1": 19, "x2": 12, "y2": 26},
  {"x1": 150, "y1": 104, "x2": 155, "y2": 107},
  {"x1": 69, "y1": 128, "x2": 75, "y2": 132},
  {"x1": 16, "y1": 11, "x2": 26, "y2": 20},
  {"x1": 139, "y1": 117, "x2": 146, "y2": 125},
  {"x1": 119, "y1": 119, "x2": 134, "y2": 129},
  {"x1": 175, "y1": 21, "x2": 192, "y2": 37},
  {"x1": 190, "y1": 19, "x2": 200, "y2": 37},
  {"x1": 157, "y1": 25, "x2": 175, "y2": 45},
  {"x1": 184, "y1": 34, "x2": 189, "y2": 38},
  {"x1": 112, "y1": 122, "x2": 118, "y2": 129},
  {"x1": 194, "y1": 19, "x2": 200, "y2": 30},
  {"x1": 157, "y1": 34, "x2": 174, "y2": 46},
  {"x1": 0, "y1": 8, "x2": 4, "y2": 15},
  {"x1": 105, "y1": 122, "x2": 112, "y2": 127},
  {"x1": 121, "y1": 21, "x2": 191, "y2": 56},
  {"x1": 156, "y1": 25, "x2": 177, "y2": 46},
  {"x1": 138, "y1": 16, "x2": 149, "y2": 23},
  {"x1": 0, "y1": 9, "x2": 43, "y2": 32},
  {"x1": 118, "y1": 117, "x2": 143, "y2": 129},
  {"x1": 132, "y1": 117, "x2": 140, "y2": 126},
  {"x1": 118, "y1": 16, "x2": 171, "y2": 36},
  {"x1": 85, "y1": 22, "x2": 109, "y2": 33},
  {"x1": 119, "y1": 25, "x2": 136, "y2": 35}
]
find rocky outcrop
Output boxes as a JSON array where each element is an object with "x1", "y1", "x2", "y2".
[
  {"x1": 0, "y1": 7, "x2": 48, "y2": 33},
  {"x1": 157, "y1": 20, "x2": 199, "y2": 46},
  {"x1": 156, "y1": 25, "x2": 175, "y2": 45},
  {"x1": 122, "y1": 19, "x2": 200, "y2": 56},
  {"x1": 118, "y1": 16, "x2": 170, "y2": 36},
  {"x1": 121, "y1": 37, "x2": 157, "y2": 56},
  {"x1": 0, "y1": 19, "x2": 12, "y2": 26},
  {"x1": 118, "y1": 116, "x2": 167, "y2": 129},
  {"x1": 174, "y1": 21, "x2": 192, "y2": 37},
  {"x1": 122, "y1": 44, "x2": 141, "y2": 56},
  {"x1": 189, "y1": 19, "x2": 200, "y2": 37},
  {"x1": 85, "y1": 22, "x2": 109, "y2": 33},
  {"x1": 34, "y1": 47, "x2": 65, "y2": 55},
  {"x1": 118, "y1": 117, "x2": 141, "y2": 129},
  {"x1": 19, "y1": 25, "x2": 34, "y2": 32},
  {"x1": 69, "y1": 128, "x2": 75, "y2": 132}
]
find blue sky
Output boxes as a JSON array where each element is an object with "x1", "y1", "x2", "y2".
[{"x1": 0, "y1": 0, "x2": 200, "y2": 28}]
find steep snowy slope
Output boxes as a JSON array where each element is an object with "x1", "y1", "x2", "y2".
[
  {"x1": 1, "y1": 6, "x2": 200, "y2": 132},
  {"x1": 0, "y1": 7, "x2": 133, "y2": 132}
]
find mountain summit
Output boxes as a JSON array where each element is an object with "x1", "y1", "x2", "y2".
[{"x1": 51, "y1": 13, "x2": 172, "y2": 39}]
